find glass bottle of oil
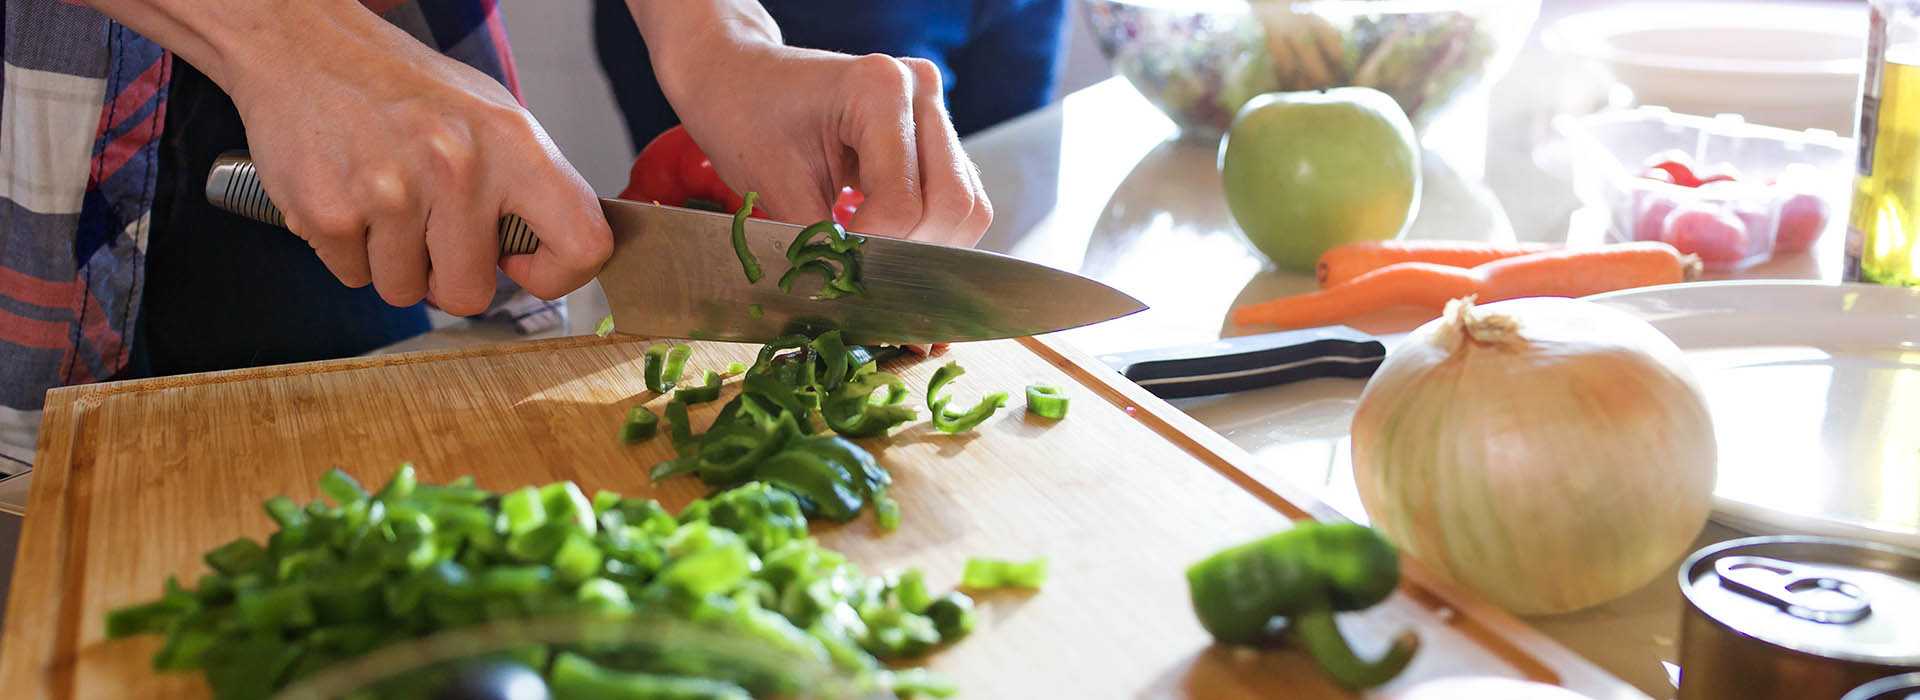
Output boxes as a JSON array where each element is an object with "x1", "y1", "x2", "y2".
[{"x1": 1848, "y1": 0, "x2": 1920, "y2": 287}]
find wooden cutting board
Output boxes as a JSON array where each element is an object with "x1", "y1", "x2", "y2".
[{"x1": 1, "y1": 334, "x2": 1647, "y2": 700}]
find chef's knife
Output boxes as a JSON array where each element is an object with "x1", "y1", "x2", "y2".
[
  {"x1": 1099, "y1": 326, "x2": 1386, "y2": 399},
  {"x1": 204, "y1": 152, "x2": 1145, "y2": 345}
]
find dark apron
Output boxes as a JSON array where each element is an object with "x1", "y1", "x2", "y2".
[{"x1": 122, "y1": 61, "x2": 430, "y2": 379}]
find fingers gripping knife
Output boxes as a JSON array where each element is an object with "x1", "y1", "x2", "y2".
[{"x1": 205, "y1": 152, "x2": 541, "y2": 254}]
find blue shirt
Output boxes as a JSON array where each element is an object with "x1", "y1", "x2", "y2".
[{"x1": 591, "y1": 0, "x2": 1068, "y2": 151}]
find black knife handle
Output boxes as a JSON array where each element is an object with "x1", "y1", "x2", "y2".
[
  {"x1": 204, "y1": 151, "x2": 541, "y2": 255},
  {"x1": 1098, "y1": 326, "x2": 1387, "y2": 399}
]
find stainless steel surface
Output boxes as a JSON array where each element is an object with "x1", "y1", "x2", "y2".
[
  {"x1": 205, "y1": 152, "x2": 284, "y2": 228},
  {"x1": 596, "y1": 199, "x2": 1145, "y2": 345},
  {"x1": 205, "y1": 152, "x2": 539, "y2": 255},
  {"x1": 1677, "y1": 537, "x2": 1920, "y2": 700}
]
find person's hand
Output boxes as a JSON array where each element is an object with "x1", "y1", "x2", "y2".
[
  {"x1": 637, "y1": 7, "x2": 993, "y2": 247},
  {"x1": 219, "y1": 5, "x2": 610, "y2": 314}
]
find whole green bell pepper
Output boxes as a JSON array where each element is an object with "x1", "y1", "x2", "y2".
[{"x1": 1185, "y1": 521, "x2": 1417, "y2": 689}]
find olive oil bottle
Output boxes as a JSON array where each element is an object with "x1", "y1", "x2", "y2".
[{"x1": 1847, "y1": 1, "x2": 1920, "y2": 287}]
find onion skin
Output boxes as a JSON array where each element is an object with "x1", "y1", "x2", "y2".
[{"x1": 1350, "y1": 297, "x2": 1716, "y2": 616}]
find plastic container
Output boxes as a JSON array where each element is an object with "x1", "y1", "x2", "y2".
[{"x1": 1557, "y1": 106, "x2": 1853, "y2": 272}]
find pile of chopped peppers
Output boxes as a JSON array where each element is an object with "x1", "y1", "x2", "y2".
[
  {"x1": 629, "y1": 332, "x2": 919, "y2": 530},
  {"x1": 1185, "y1": 521, "x2": 1418, "y2": 689},
  {"x1": 106, "y1": 467, "x2": 975, "y2": 700}
]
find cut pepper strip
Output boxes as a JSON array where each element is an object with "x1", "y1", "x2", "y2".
[
  {"x1": 642, "y1": 344, "x2": 670, "y2": 393},
  {"x1": 960, "y1": 556, "x2": 1048, "y2": 589},
  {"x1": 676, "y1": 371, "x2": 725, "y2": 404},
  {"x1": 660, "y1": 344, "x2": 693, "y2": 390},
  {"x1": 927, "y1": 362, "x2": 1007, "y2": 433},
  {"x1": 618, "y1": 405, "x2": 658, "y2": 443},
  {"x1": 823, "y1": 370, "x2": 915, "y2": 438},
  {"x1": 786, "y1": 221, "x2": 844, "y2": 265},
  {"x1": 777, "y1": 260, "x2": 840, "y2": 296},
  {"x1": 732, "y1": 192, "x2": 764, "y2": 284},
  {"x1": 1024, "y1": 384, "x2": 1069, "y2": 420}
]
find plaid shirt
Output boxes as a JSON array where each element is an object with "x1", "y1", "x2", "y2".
[{"x1": 0, "y1": 0, "x2": 546, "y2": 474}]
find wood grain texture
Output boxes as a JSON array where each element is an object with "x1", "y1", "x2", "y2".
[{"x1": 1, "y1": 334, "x2": 1648, "y2": 699}]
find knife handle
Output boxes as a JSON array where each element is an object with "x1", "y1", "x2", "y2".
[
  {"x1": 1098, "y1": 326, "x2": 1387, "y2": 399},
  {"x1": 204, "y1": 151, "x2": 541, "y2": 255}
]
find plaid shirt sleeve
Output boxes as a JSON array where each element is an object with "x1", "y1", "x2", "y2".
[{"x1": 0, "y1": 0, "x2": 543, "y2": 475}]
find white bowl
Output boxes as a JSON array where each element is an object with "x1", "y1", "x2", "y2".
[{"x1": 1544, "y1": 1, "x2": 1866, "y2": 133}]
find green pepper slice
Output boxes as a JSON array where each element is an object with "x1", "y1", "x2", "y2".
[
  {"x1": 822, "y1": 368, "x2": 915, "y2": 439},
  {"x1": 643, "y1": 343, "x2": 671, "y2": 393},
  {"x1": 776, "y1": 260, "x2": 840, "y2": 296},
  {"x1": 960, "y1": 556, "x2": 1048, "y2": 589},
  {"x1": 926, "y1": 362, "x2": 1007, "y2": 433},
  {"x1": 677, "y1": 371, "x2": 725, "y2": 404},
  {"x1": 619, "y1": 404, "x2": 659, "y2": 443},
  {"x1": 732, "y1": 192, "x2": 764, "y2": 284},
  {"x1": 1024, "y1": 384, "x2": 1069, "y2": 420},
  {"x1": 661, "y1": 344, "x2": 693, "y2": 390}
]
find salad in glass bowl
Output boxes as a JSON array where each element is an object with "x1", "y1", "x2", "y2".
[{"x1": 1082, "y1": 0, "x2": 1541, "y2": 140}]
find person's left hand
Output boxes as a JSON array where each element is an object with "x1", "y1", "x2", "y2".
[{"x1": 652, "y1": 42, "x2": 993, "y2": 248}]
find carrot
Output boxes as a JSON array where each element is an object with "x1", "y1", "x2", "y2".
[
  {"x1": 1317, "y1": 240, "x2": 1559, "y2": 288},
  {"x1": 1235, "y1": 242, "x2": 1701, "y2": 329}
]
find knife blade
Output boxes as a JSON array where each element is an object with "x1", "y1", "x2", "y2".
[
  {"x1": 1097, "y1": 326, "x2": 1386, "y2": 399},
  {"x1": 206, "y1": 152, "x2": 1146, "y2": 345}
]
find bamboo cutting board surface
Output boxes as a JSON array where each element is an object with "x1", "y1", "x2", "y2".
[{"x1": 1, "y1": 334, "x2": 1646, "y2": 700}]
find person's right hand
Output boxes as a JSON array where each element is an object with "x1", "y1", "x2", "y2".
[{"x1": 218, "y1": 5, "x2": 610, "y2": 315}]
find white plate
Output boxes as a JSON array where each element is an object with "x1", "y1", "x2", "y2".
[
  {"x1": 1543, "y1": 1, "x2": 1865, "y2": 133},
  {"x1": 1587, "y1": 281, "x2": 1920, "y2": 548}
]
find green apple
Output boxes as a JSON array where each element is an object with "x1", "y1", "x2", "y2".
[{"x1": 1220, "y1": 88, "x2": 1420, "y2": 273}]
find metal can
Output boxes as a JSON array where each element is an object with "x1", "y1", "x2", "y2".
[
  {"x1": 1677, "y1": 536, "x2": 1920, "y2": 700},
  {"x1": 1845, "y1": 672, "x2": 1920, "y2": 700}
]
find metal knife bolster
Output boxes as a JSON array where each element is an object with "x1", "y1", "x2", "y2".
[
  {"x1": 1099, "y1": 326, "x2": 1387, "y2": 399},
  {"x1": 205, "y1": 152, "x2": 540, "y2": 255}
]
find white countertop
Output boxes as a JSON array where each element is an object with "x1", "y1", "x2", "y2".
[{"x1": 950, "y1": 74, "x2": 1849, "y2": 699}]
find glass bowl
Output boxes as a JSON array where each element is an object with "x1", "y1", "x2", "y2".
[{"x1": 1081, "y1": 0, "x2": 1542, "y2": 141}]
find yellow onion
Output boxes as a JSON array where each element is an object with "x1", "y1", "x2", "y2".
[{"x1": 1351, "y1": 296, "x2": 1715, "y2": 616}]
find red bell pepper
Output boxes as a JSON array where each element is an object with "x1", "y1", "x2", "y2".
[{"x1": 619, "y1": 125, "x2": 861, "y2": 228}]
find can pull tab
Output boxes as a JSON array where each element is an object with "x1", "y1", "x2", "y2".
[{"x1": 1717, "y1": 555, "x2": 1873, "y2": 624}]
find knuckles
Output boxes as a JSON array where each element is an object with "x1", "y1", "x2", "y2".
[
  {"x1": 431, "y1": 283, "x2": 493, "y2": 317},
  {"x1": 354, "y1": 166, "x2": 417, "y2": 219},
  {"x1": 846, "y1": 54, "x2": 912, "y2": 98},
  {"x1": 899, "y1": 57, "x2": 944, "y2": 93},
  {"x1": 285, "y1": 199, "x2": 364, "y2": 245}
]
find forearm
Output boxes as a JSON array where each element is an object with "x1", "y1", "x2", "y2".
[
  {"x1": 624, "y1": 0, "x2": 782, "y2": 100},
  {"x1": 82, "y1": 0, "x2": 390, "y2": 98}
]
